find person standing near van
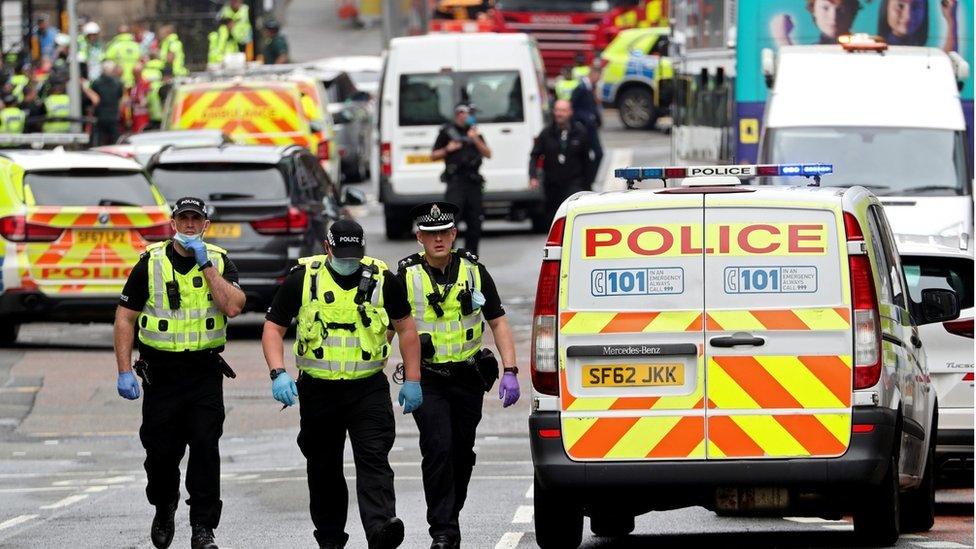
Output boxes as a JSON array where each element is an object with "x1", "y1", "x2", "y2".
[
  {"x1": 570, "y1": 69, "x2": 603, "y2": 190},
  {"x1": 431, "y1": 103, "x2": 491, "y2": 255},
  {"x1": 529, "y1": 99, "x2": 592, "y2": 224}
]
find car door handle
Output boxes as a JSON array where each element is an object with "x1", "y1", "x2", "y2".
[
  {"x1": 500, "y1": 128, "x2": 512, "y2": 134},
  {"x1": 911, "y1": 334, "x2": 923, "y2": 348},
  {"x1": 709, "y1": 333, "x2": 765, "y2": 348}
]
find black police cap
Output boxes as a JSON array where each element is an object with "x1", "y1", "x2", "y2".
[{"x1": 410, "y1": 201, "x2": 459, "y2": 232}]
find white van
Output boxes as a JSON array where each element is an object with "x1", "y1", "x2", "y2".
[
  {"x1": 758, "y1": 39, "x2": 972, "y2": 248},
  {"x1": 373, "y1": 33, "x2": 548, "y2": 239}
]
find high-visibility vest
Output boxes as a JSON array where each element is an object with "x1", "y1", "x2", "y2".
[
  {"x1": 293, "y1": 255, "x2": 391, "y2": 380},
  {"x1": 403, "y1": 254, "x2": 484, "y2": 364},
  {"x1": 42, "y1": 94, "x2": 70, "y2": 133},
  {"x1": 554, "y1": 77, "x2": 579, "y2": 101},
  {"x1": 208, "y1": 26, "x2": 238, "y2": 65},
  {"x1": 148, "y1": 81, "x2": 164, "y2": 122},
  {"x1": 219, "y1": 4, "x2": 253, "y2": 45},
  {"x1": 571, "y1": 65, "x2": 591, "y2": 80},
  {"x1": 10, "y1": 74, "x2": 29, "y2": 103},
  {"x1": 105, "y1": 33, "x2": 142, "y2": 87},
  {"x1": 138, "y1": 241, "x2": 229, "y2": 352},
  {"x1": 159, "y1": 34, "x2": 188, "y2": 76},
  {"x1": 0, "y1": 107, "x2": 26, "y2": 133}
]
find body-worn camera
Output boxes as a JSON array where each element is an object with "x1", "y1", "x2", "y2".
[{"x1": 165, "y1": 280, "x2": 181, "y2": 309}]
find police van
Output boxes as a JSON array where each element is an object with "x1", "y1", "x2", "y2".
[{"x1": 529, "y1": 164, "x2": 957, "y2": 547}]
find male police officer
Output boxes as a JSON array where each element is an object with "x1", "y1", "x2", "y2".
[
  {"x1": 431, "y1": 103, "x2": 491, "y2": 255},
  {"x1": 115, "y1": 197, "x2": 246, "y2": 549},
  {"x1": 397, "y1": 202, "x2": 521, "y2": 549},
  {"x1": 262, "y1": 219, "x2": 422, "y2": 549}
]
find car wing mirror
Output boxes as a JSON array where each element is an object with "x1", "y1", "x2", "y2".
[
  {"x1": 918, "y1": 288, "x2": 960, "y2": 324},
  {"x1": 341, "y1": 187, "x2": 366, "y2": 206}
]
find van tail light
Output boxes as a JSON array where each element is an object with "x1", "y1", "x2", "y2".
[
  {"x1": 531, "y1": 217, "x2": 565, "y2": 396},
  {"x1": 137, "y1": 223, "x2": 174, "y2": 242},
  {"x1": 0, "y1": 215, "x2": 63, "y2": 242},
  {"x1": 380, "y1": 142, "x2": 392, "y2": 178},
  {"x1": 962, "y1": 372, "x2": 974, "y2": 381},
  {"x1": 846, "y1": 213, "x2": 881, "y2": 390},
  {"x1": 250, "y1": 207, "x2": 308, "y2": 235},
  {"x1": 317, "y1": 139, "x2": 331, "y2": 163},
  {"x1": 944, "y1": 318, "x2": 974, "y2": 339}
]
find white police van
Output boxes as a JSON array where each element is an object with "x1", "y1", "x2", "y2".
[{"x1": 529, "y1": 164, "x2": 958, "y2": 547}]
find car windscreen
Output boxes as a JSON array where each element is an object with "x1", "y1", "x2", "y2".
[
  {"x1": 902, "y1": 255, "x2": 974, "y2": 312},
  {"x1": 761, "y1": 127, "x2": 969, "y2": 196},
  {"x1": 151, "y1": 163, "x2": 288, "y2": 201},
  {"x1": 496, "y1": 0, "x2": 609, "y2": 12},
  {"x1": 25, "y1": 170, "x2": 158, "y2": 206},
  {"x1": 399, "y1": 71, "x2": 524, "y2": 126}
]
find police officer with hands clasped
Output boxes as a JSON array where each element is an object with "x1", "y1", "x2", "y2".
[
  {"x1": 431, "y1": 103, "x2": 492, "y2": 255},
  {"x1": 261, "y1": 219, "x2": 422, "y2": 549},
  {"x1": 397, "y1": 202, "x2": 521, "y2": 549},
  {"x1": 114, "y1": 197, "x2": 246, "y2": 549}
]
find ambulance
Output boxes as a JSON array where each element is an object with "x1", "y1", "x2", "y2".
[
  {"x1": 0, "y1": 150, "x2": 171, "y2": 344},
  {"x1": 529, "y1": 164, "x2": 955, "y2": 547}
]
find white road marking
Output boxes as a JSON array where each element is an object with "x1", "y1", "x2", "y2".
[
  {"x1": 915, "y1": 543, "x2": 971, "y2": 548},
  {"x1": 39, "y1": 494, "x2": 88, "y2": 510},
  {"x1": 76, "y1": 451, "x2": 91, "y2": 457},
  {"x1": 901, "y1": 535, "x2": 927, "y2": 539},
  {"x1": 495, "y1": 532, "x2": 524, "y2": 549},
  {"x1": 524, "y1": 483, "x2": 533, "y2": 499},
  {"x1": 822, "y1": 524, "x2": 853, "y2": 531},
  {"x1": 84, "y1": 486, "x2": 108, "y2": 493},
  {"x1": 784, "y1": 517, "x2": 845, "y2": 524},
  {"x1": 11, "y1": 451, "x2": 25, "y2": 456},
  {"x1": 511, "y1": 505, "x2": 534, "y2": 524},
  {"x1": 0, "y1": 514, "x2": 38, "y2": 531},
  {"x1": 42, "y1": 440, "x2": 58, "y2": 446},
  {"x1": 602, "y1": 148, "x2": 634, "y2": 192},
  {"x1": 0, "y1": 487, "x2": 76, "y2": 494}
]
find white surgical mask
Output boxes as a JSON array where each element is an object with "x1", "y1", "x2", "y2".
[
  {"x1": 329, "y1": 257, "x2": 360, "y2": 276},
  {"x1": 471, "y1": 289, "x2": 486, "y2": 309},
  {"x1": 173, "y1": 232, "x2": 201, "y2": 246}
]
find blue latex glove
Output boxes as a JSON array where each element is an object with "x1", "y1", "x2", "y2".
[
  {"x1": 398, "y1": 380, "x2": 423, "y2": 414},
  {"x1": 117, "y1": 371, "x2": 140, "y2": 400},
  {"x1": 272, "y1": 373, "x2": 298, "y2": 407},
  {"x1": 182, "y1": 237, "x2": 210, "y2": 267},
  {"x1": 499, "y1": 371, "x2": 520, "y2": 408}
]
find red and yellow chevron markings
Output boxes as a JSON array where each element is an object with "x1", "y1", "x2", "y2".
[
  {"x1": 563, "y1": 414, "x2": 706, "y2": 460},
  {"x1": 706, "y1": 307, "x2": 850, "y2": 331},
  {"x1": 560, "y1": 310, "x2": 703, "y2": 334}
]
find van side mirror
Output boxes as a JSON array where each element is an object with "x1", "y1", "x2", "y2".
[
  {"x1": 341, "y1": 187, "x2": 366, "y2": 206},
  {"x1": 310, "y1": 121, "x2": 324, "y2": 133},
  {"x1": 918, "y1": 288, "x2": 960, "y2": 324}
]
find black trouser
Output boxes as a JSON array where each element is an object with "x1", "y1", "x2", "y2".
[
  {"x1": 93, "y1": 118, "x2": 120, "y2": 146},
  {"x1": 412, "y1": 368, "x2": 484, "y2": 541},
  {"x1": 297, "y1": 372, "x2": 397, "y2": 547},
  {"x1": 544, "y1": 177, "x2": 584, "y2": 225},
  {"x1": 444, "y1": 177, "x2": 484, "y2": 255},
  {"x1": 139, "y1": 354, "x2": 225, "y2": 529}
]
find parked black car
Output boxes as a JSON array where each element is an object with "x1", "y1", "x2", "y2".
[{"x1": 146, "y1": 144, "x2": 363, "y2": 312}]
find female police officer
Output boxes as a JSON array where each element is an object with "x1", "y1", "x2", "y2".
[
  {"x1": 261, "y1": 219, "x2": 422, "y2": 549},
  {"x1": 396, "y1": 202, "x2": 521, "y2": 549},
  {"x1": 114, "y1": 197, "x2": 246, "y2": 549}
]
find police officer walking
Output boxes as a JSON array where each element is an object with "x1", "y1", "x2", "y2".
[
  {"x1": 529, "y1": 99, "x2": 592, "y2": 224},
  {"x1": 397, "y1": 202, "x2": 521, "y2": 549},
  {"x1": 262, "y1": 219, "x2": 423, "y2": 549},
  {"x1": 114, "y1": 197, "x2": 246, "y2": 549},
  {"x1": 431, "y1": 103, "x2": 492, "y2": 255}
]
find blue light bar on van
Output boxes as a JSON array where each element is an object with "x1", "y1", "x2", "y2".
[{"x1": 613, "y1": 163, "x2": 834, "y2": 181}]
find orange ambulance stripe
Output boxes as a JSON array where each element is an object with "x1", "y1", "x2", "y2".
[
  {"x1": 646, "y1": 416, "x2": 704, "y2": 458},
  {"x1": 833, "y1": 307, "x2": 851, "y2": 324},
  {"x1": 608, "y1": 396, "x2": 660, "y2": 410},
  {"x1": 773, "y1": 415, "x2": 845, "y2": 456},
  {"x1": 705, "y1": 313, "x2": 724, "y2": 331},
  {"x1": 272, "y1": 118, "x2": 297, "y2": 133},
  {"x1": 712, "y1": 356, "x2": 803, "y2": 409},
  {"x1": 750, "y1": 309, "x2": 809, "y2": 330},
  {"x1": 798, "y1": 355, "x2": 852, "y2": 406},
  {"x1": 569, "y1": 417, "x2": 639, "y2": 458},
  {"x1": 207, "y1": 90, "x2": 236, "y2": 110},
  {"x1": 559, "y1": 371, "x2": 576, "y2": 410},
  {"x1": 685, "y1": 313, "x2": 703, "y2": 331},
  {"x1": 179, "y1": 91, "x2": 207, "y2": 115},
  {"x1": 600, "y1": 311, "x2": 659, "y2": 333},
  {"x1": 560, "y1": 311, "x2": 576, "y2": 329},
  {"x1": 272, "y1": 89, "x2": 297, "y2": 109},
  {"x1": 241, "y1": 90, "x2": 270, "y2": 108},
  {"x1": 708, "y1": 416, "x2": 765, "y2": 457}
]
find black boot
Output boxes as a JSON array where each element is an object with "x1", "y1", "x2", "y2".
[
  {"x1": 367, "y1": 517, "x2": 404, "y2": 549},
  {"x1": 190, "y1": 525, "x2": 218, "y2": 549},
  {"x1": 150, "y1": 500, "x2": 177, "y2": 548},
  {"x1": 429, "y1": 534, "x2": 459, "y2": 549}
]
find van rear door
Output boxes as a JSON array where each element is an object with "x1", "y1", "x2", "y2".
[
  {"x1": 703, "y1": 195, "x2": 853, "y2": 459},
  {"x1": 558, "y1": 195, "x2": 706, "y2": 461}
]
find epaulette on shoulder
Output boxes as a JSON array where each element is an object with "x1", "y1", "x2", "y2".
[
  {"x1": 455, "y1": 248, "x2": 480, "y2": 264},
  {"x1": 288, "y1": 263, "x2": 306, "y2": 275},
  {"x1": 398, "y1": 253, "x2": 423, "y2": 270}
]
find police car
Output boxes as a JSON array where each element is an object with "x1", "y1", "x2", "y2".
[
  {"x1": 529, "y1": 164, "x2": 956, "y2": 547},
  {"x1": 0, "y1": 149, "x2": 171, "y2": 344}
]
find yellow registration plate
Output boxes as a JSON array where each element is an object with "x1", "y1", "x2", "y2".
[
  {"x1": 74, "y1": 230, "x2": 128, "y2": 244},
  {"x1": 205, "y1": 223, "x2": 242, "y2": 238},
  {"x1": 582, "y1": 364, "x2": 684, "y2": 387},
  {"x1": 405, "y1": 153, "x2": 435, "y2": 164}
]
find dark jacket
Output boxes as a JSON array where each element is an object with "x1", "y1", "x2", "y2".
[
  {"x1": 433, "y1": 123, "x2": 488, "y2": 182},
  {"x1": 570, "y1": 79, "x2": 600, "y2": 128},
  {"x1": 528, "y1": 121, "x2": 591, "y2": 186}
]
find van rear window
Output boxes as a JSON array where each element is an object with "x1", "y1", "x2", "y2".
[
  {"x1": 399, "y1": 71, "x2": 524, "y2": 126},
  {"x1": 26, "y1": 170, "x2": 157, "y2": 206},
  {"x1": 151, "y1": 164, "x2": 288, "y2": 201},
  {"x1": 902, "y1": 255, "x2": 974, "y2": 310}
]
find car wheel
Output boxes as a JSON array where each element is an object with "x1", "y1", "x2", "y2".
[
  {"x1": 0, "y1": 320, "x2": 19, "y2": 346},
  {"x1": 902, "y1": 407, "x2": 937, "y2": 533},
  {"x1": 618, "y1": 86, "x2": 656, "y2": 130},
  {"x1": 854, "y1": 452, "x2": 900, "y2": 546},
  {"x1": 384, "y1": 204, "x2": 412, "y2": 240},
  {"x1": 534, "y1": 476, "x2": 582, "y2": 549},
  {"x1": 590, "y1": 511, "x2": 635, "y2": 537}
]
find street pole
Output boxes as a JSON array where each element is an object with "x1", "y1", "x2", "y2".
[{"x1": 67, "y1": 0, "x2": 80, "y2": 129}]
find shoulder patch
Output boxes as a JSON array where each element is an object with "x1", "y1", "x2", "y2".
[
  {"x1": 398, "y1": 253, "x2": 423, "y2": 270},
  {"x1": 456, "y1": 248, "x2": 479, "y2": 263}
]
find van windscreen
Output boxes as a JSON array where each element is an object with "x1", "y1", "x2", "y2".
[{"x1": 399, "y1": 71, "x2": 524, "y2": 126}]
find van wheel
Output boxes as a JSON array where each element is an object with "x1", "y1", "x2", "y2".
[
  {"x1": 618, "y1": 86, "x2": 657, "y2": 130},
  {"x1": 534, "y1": 476, "x2": 582, "y2": 549},
  {"x1": 590, "y1": 511, "x2": 635, "y2": 537},
  {"x1": 854, "y1": 453, "x2": 900, "y2": 546},
  {"x1": 384, "y1": 205, "x2": 412, "y2": 240},
  {"x1": 902, "y1": 407, "x2": 937, "y2": 532},
  {"x1": 0, "y1": 320, "x2": 19, "y2": 346}
]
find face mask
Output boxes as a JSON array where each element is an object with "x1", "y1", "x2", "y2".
[
  {"x1": 465, "y1": 114, "x2": 476, "y2": 126},
  {"x1": 173, "y1": 232, "x2": 201, "y2": 246},
  {"x1": 329, "y1": 257, "x2": 360, "y2": 276}
]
